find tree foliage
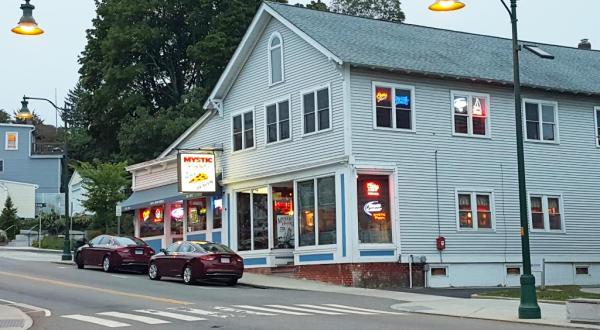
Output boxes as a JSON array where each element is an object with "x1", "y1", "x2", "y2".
[
  {"x1": 69, "y1": 0, "x2": 287, "y2": 164},
  {"x1": 77, "y1": 162, "x2": 129, "y2": 232},
  {"x1": 295, "y1": 0, "x2": 329, "y2": 11},
  {"x1": 0, "y1": 109, "x2": 10, "y2": 123},
  {"x1": 331, "y1": 0, "x2": 406, "y2": 22},
  {"x1": 0, "y1": 197, "x2": 19, "y2": 241}
]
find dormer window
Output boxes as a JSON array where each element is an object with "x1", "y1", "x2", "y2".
[{"x1": 269, "y1": 32, "x2": 284, "y2": 85}]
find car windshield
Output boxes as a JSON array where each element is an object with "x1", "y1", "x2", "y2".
[
  {"x1": 114, "y1": 237, "x2": 147, "y2": 247},
  {"x1": 193, "y1": 242, "x2": 233, "y2": 253}
]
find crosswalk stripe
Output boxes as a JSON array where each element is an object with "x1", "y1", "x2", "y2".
[
  {"x1": 168, "y1": 308, "x2": 228, "y2": 318},
  {"x1": 324, "y1": 304, "x2": 406, "y2": 315},
  {"x1": 214, "y1": 306, "x2": 276, "y2": 316},
  {"x1": 265, "y1": 305, "x2": 342, "y2": 315},
  {"x1": 295, "y1": 304, "x2": 376, "y2": 315},
  {"x1": 61, "y1": 315, "x2": 131, "y2": 327},
  {"x1": 97, "y1": 312, "x2": 171, "y2": 324},
  {"x1": 233, "y1": 305, "x2": 310, "y2": 316},
  {"x1": 134, "y1": 310, "x2": 206, "y2": 321}
]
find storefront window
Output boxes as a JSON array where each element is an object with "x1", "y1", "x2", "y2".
[
  {"x1": 298, "y1": 176, "x2": 336, "y2": 247},
  {"x1": 139, "y1": 206, "x2": 164, "y2": 238},
  {"x1": 213, "y1": 198, "x2": 223, "y2": 229},
  {"x1": 236, "y1": 188, "x2": 268, "y2": 251},
  {"x1": 272, "y1": 186, "x2": 294, "y2": 249},
  {"x1": 169, "y1": 202, "x2": 184, "y2": 236},
  {"x1": 357, "y1": 175, "x2": 392, "y2": 244},
  {"x1": 187, "y1": 198, "x2": 207, "y2": 232}
]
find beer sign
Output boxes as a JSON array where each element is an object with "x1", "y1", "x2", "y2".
[{"x1": 177, "y1": 153, "x2": 216, "y2": 193}]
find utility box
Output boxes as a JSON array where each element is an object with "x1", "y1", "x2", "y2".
[{"x1": 567, "y1": 298, "x2": 600, "y2": 324}]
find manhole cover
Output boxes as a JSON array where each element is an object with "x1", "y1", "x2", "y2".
[{"x1": 0, "y1": 319, "x2": 25, "y2": 329}]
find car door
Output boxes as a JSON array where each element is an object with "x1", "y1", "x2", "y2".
[
  {"x1": 157, "y1": 243, "x2": 179, "y2": 277},
  {"x1": 173, "y1": 243, "x2": 193, "y2": 276},
  {"x1": 82, "y1": 236, "x2": 102, "y2": 266}
]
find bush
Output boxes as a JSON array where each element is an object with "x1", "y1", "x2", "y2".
[
  {"x1": 0, "y1": 230, "x2": 7, "y2": 245},
  {"x1": 32, "y1": 235, "x2": 76, "y2": 251}
]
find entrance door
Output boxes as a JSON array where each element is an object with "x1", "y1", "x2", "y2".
[
  {"x1": 168, "y1": 202, "x2": 185, "y2": 243},
  {"x1": 271, "y1": 183, "x2": 294, "y2": 249}
]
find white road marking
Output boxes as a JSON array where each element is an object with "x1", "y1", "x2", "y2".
[
  {"x1": 324, "y1": 304, "x2": 406, "y2": 315},
  {"x1": 169, "y1": 307, "x2": 230, "y2": 318},
  {"x1": 233, "y1": 305, "x2": 310, "y2": 315},
  {"x1": 214, "y1": 306, "x2": 275, "y2": 316},
  {"x1": 265, "y1": 304, "x2": 342, "y2": 315},
  {"x1": 0, "y1": 299, "x2": 52, "y2": 317},
  {"x1": 134, "y1": 309, "x2": 206, "y2": 321},
  {"x1": 58, "y1": 266, "x2": 70, "y2": 269},
  {"x1": 110, "y1": 275, "x2": 129, "y2": 279},
  {"x1": 295, "y1": 304, "x2": 376, "y2": 315},
  {"x1": 61, "y1": 314, "x2": 131, "y2": 327},
  {"x1": 97, "y1": 312, "x2": 170, "y2": 325}
]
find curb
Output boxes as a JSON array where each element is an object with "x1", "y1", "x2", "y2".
[
  {"x1": 0, "y1": 247, "x2": 63, "y2": 254},
  {"x1": 0, "y1": 305, "x2": 33, "y2": 330},
  {"x1": 50, "y1": 261, "x2": 75, "y2": 265},
  {"x1": 471, "y1": 293, "x2": 566, "y2": 305}
]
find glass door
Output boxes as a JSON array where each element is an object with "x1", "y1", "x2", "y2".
[{"x1": 272, "y1": 184, "x2": 294, "y2": 249}]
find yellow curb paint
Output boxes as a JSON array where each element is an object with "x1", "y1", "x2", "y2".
[{"x1": 0, "y1": 271, "x2": 191, "y2": 306}]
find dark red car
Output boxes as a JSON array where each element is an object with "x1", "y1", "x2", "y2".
[
  {"x1": 148, "y1": 241, "x2": 244, "y2": 286},
  {"x1": 75, "y1": 235, "x2": 155, "y2": 272}
]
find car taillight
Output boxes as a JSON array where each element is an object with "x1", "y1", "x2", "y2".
[
  {"x1": 234, "y1": 256, "x2": 243, "y2": 263},
  {"x1": 200, "y1": 254, "x2": 218, "y2": 261},
  {"x1": 116, "y1": 247, "x2": 130, "y2": 253}
]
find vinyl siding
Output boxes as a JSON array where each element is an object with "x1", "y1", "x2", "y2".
[
  {"x1": 179, "y1": 17, "x2": 345, "y2": 182},
  {"x1": 350, "y1": 68, "x2": 600, "y2": 258},
  {"x1": 133, "y1": 161, "x2": 178, "y2": 191}
]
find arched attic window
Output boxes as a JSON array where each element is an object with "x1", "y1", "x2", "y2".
[{"x1": 269, "y1": 32, "x2": 284, "y2": 85}]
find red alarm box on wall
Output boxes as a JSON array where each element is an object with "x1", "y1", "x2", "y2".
[{"x1": 436, "y1": 236, "x2": 446, "y2": 251}]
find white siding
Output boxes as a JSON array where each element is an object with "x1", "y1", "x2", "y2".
[
  {"x1": 133, "y1": 162, "x2": 178, "y2": 191},
  {"x1": 180, "y1": 18, "x2": 345, "y2": 183},
  {"x1": 0, "y1": 181, "x2": 35, "y2": 218},
  {"x1": 350, "y1": 68, "x2": 600, "y2": 260}
]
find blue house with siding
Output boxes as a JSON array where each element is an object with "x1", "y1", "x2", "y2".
[
  {"x1": 122, "y1": 3, "x2": 600, "y2": 288},
  {"x1": 0, "y1": 123, "x2": 63, "y2": 217}
]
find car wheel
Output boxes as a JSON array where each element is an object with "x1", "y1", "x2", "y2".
[
  {"x1": 76, "y1": 253, "x2": 84, "y2": 269},
  {"x1": 102, "y1": 255, "x2": 112, "y2": 273},
  {"x1": 148, "y1": 262, "x2": 161, "y2": 280},
  {"x1": 182, "y1": 265, "x2": 194, "y2": 285},
  {"x1": 226, "y1": 278, "x2": 238, "y2": 286}
]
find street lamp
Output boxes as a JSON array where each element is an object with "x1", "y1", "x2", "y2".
[
  {"x1": 11, "y1": 0, "x2": 44, "y2": 36},
  {"x1": 17, "y1": 96, "x2": 72, "y2": 261},
  {"x1": 429, "y1": 0, "x2": 541, "y2": 319}
]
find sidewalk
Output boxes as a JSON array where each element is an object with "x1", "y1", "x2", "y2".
[
  {"x1": 0, "y1": 304, "x2": 33, "y2": 330},
  {"x1": 240, "y1": 273, "x2": 600, "y2": 329},
  {"x1": 0, "y1": 246, "x2": 62, "y2": 254}
]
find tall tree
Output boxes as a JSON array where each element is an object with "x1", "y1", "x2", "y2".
[
  {"x1": 331, "y1": 0, "x2": 406, "y2": 22},
  {"x1": 77, "y1": 162, "x2": 129, "y2": 233},
  {"x1": 295, "y1": 0, "x2": 329, "y2": 11},
  {"x1": 70, "y1": 0, "x2": 287, "y2": 164},
  {"x1": 0, "y1": 197, "x2": 19, "y2": 241},
  {"x1": 0, "y1": 109, "x2": 10, "y2": 123}
]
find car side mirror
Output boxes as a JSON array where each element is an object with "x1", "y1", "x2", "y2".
[
  {"x1": 88, "y1": 242, "x2": 93, "y2": 247},
  {"x1": 160, "y1": 248, "x2": 168, "y2": 255}
]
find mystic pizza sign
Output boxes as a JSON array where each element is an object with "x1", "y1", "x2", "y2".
[{"x1": 177, "y1": 153, "x2": 216, "y2": 193}]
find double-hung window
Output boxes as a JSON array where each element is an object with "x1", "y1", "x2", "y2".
[
  {"x1": 525, "y1": 100, "x2": 558, "y2": 142},
  {"x1": 595, "y1": 107, "x2": 600, "y2": 147},
  {"x1": 232, "y1": 110, "x2": 255, "y2": 152},
  {"x1": 373, "y1": 82, "x2": 415, "y2": 130},
  {"x1": 265, "y1": 98, "x2": 290, "y2": 144},
  {"x1": 302, "y1": 86, "x2": 330, "y2": 134},
  {"x1": 268, "y1": 32, "x2": 284, "y2": 85},
  {"x1": 297, "y1": 176, "x2": 337, "y2": 246},
  {"x1": 452, "y1": 92, "x2": 490, "y2": 137},
  {"x1": 529, "y1": 194, "x2": 563, "y2": 232},
  {"x1": 456, "y1": 191, "x2": 494, "y2": 230}
]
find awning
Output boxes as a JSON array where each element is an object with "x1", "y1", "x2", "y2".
[{"x1": 121, "y1": 183, "x2": 185, "y2": 211}]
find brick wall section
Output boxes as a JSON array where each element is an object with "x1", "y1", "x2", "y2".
[{"x1": 246, "y1": 263, "x2": 425, "y2": 288}]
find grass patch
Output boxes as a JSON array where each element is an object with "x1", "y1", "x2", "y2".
[{"x1": 478, "y1": 286, "x2": 600, "y2": 301}]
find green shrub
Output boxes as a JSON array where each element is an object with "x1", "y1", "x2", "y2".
[
  {"x1": 32, "y1": 236, "x2": 76, "y2": 250},
  {"x1": 0, "y1": 230, "x2": 7, "y2": 245}
]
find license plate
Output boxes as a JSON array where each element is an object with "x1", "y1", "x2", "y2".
[
  {"x1": 220, "y1": 257, "x2": 230, "y2": 264},
  {"x1": 135, "y1": 249, "x2": 144, "y2": 255}
]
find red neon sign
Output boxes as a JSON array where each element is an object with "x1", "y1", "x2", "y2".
[{"x1": 366, "y1": 182, "x2": 380, "y2": 197}]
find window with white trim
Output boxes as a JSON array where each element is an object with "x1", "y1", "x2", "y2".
[
  {"x1": 525, "y1": 100, "x2": 558, "y2": 142},
  {"x1": 297, "y1": 176, "x2": 337, "y2": 246},
  {"x1": 232, "y1": 110, "x2": 254, "y2": 152},
  {"x1": 266, "y1": 99, "x2": 290, "y2": 143},
  {"x1": 268, "y1": 32, "x2": 284, "y2": 85},
  {"x1": 373, "y1": 83, "x2": 414, "y2": 130},
  {"x1": 595, "y1": 107, "x2": 600, "y2": 147},
  {"x1": 456, "y1": 191, "x2": 493, "y2": 230},
  {"x1": 302, "y1": 86, "x2": 330, "y2": 134},
  {"x1": 529, "y1": 195, "x2": 563, "y2": 232},
  {"x1": 452, "y1": 92, "x2": 490, "y2": 137},
  {"x1": 5, "y1": 132, "x2": 18, "y2": 150}
]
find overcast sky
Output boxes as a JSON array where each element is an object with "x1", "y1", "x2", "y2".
[{"x1": 1, "y1": 0, "x2": 597, "y2": 124}]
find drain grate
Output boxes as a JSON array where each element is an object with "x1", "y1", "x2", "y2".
[{"x1": 0, "y1": 319, "x2": 25, "y2": 329}]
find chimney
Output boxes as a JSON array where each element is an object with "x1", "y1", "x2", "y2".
[{"x1": 578, "y1": 39, "x2": 591, "y2": 50}]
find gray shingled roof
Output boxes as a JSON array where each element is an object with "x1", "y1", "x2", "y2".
[{"x1": 267, "y1": 2, "x2": 600, "y2": 96}]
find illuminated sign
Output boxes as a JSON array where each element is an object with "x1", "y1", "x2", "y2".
[
  {"x1": 363, "y1": 201, "x2": 383, "y2": 216},
  {"x1": 376, "y1": 90, "x2": 389, "y2": 103},
  {"x1": 372, "y1": 212, "x2": 387, "y2": 221},
  {"x1": 472, "y1": 97, "x2": 485, "y2": 116},
  {"x1": 453, "y1": 97, "x2": 468, "y2": 113},
  {"x1": 395, "y1": 95, "x2": 410, "y2": 107},
  {"x1": 171, "y1": 207, "x2": 184, "y2": 219},
  {"x1": 153, "y1": 207, "x2": 163, "y2": 222},
  {"x1": 178, "y1": 153, "x2": 217, "y2": 193},
  {"x1": 366, "y1": 182, "x2": 380, "y2": 197},
  {"x1": 142, "y1": 209, "x2": 151, "y2": 221}
]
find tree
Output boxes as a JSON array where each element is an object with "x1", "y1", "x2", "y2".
[
  {"x1": 295, "y1": 0, "x2": 329, "y2": 11},
  {"x1": 69, "y1": 0, "x2": 287, "y2": 164},
  {"x1": 0, "y1": 197, "x2": 19, "y2": 241},
  {"x1": 331, "y1": 0, "x2": 406, "y2": 22},
  {"x1": 77, "y1": 162, "x2": 129, "y2": 233},
  {"x1": 0, "y1": 109, "x2": 10, "y2": 123}
]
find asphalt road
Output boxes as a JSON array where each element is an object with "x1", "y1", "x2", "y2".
[{"x1": 0, "y1": 255, "x2": 564, "y2": 330}]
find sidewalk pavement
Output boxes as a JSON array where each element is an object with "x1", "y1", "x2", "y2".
[
  {"x1": 240, "y1": 273, "x2": 600, "y2": 329},
  {"x1": 0, "y1": 246, "x2": 62, "y2": 254},
  {"x1": 0, "y1": 304, "x2": 33, "y2": 330}
]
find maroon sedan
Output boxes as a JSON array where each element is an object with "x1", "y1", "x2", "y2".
[
  {"x1": 148, "y1": 241, "x2": 244, "y2": 286},
  {"x1": 75, "y1": 235, "x2": 155, "y2": 272}
]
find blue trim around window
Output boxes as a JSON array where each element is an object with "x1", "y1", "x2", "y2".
[
  {"x1": 341, "y1": 174, "x2": 346, "y2": 257},
  {"x1": 226, "y1": 193, "x2": 231, "y2": 246},
  {"x1": 298, "y1": 253, "x2": 334, "y2": 262},
  {"x1": 144, "y1": 238, "x2": 162, "y2": 253},
  {"x1": 212, "y1": 231, "x2": 222, "y2": 243},
  {"x1": 244, "y1": 257, "x2": 267, "y2": 266},
  {"x1": 359, "y1": 250, "x2": 395, "y2": 257},
  {"x1": 187, "y1": 233, "x2": 206, "y2": 241}
]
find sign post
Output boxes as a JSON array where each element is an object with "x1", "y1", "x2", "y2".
[{"x1": 116, "y1": 203, "x2": 122, "y2": 236}]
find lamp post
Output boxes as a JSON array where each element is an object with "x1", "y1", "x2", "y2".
[
  {"x1": 11, "y1": 0, "x2": 44, "y2": 36},
  {"x1": 429, "y1": 0, "x2": 541, "y2": 319},
  {"x1": 17, "y1": 96, "x2": 72, "y2": 261}
]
